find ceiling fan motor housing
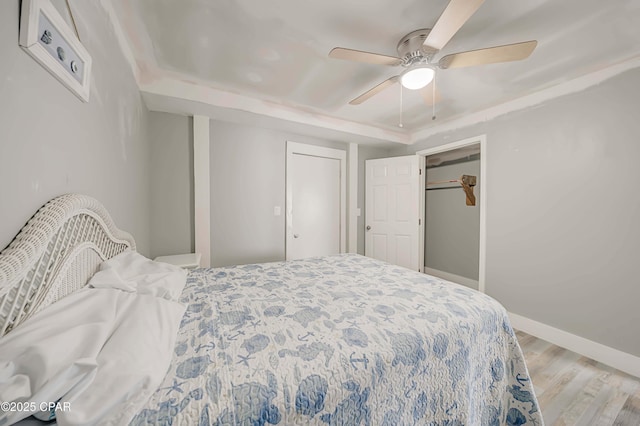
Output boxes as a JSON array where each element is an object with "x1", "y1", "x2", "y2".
[{"x1": 397, "y1": 29, "x2": 437, "y2": 67}]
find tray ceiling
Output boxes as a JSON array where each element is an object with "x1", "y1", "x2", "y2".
[{"x1": 110, "y1": 0, "x2": 640, "y2": 144}]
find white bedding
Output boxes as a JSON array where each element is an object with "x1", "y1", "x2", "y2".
[
  {"x1": 0, "y1": 253, "x2": 187, "y2": 426},
  {"x1": 88, "y1": 250, "x2": 187, "y2": 302}
]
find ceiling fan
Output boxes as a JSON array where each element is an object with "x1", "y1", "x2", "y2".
[{"x1": 328, "y1": 0, "x2": 537, "y2": 106}]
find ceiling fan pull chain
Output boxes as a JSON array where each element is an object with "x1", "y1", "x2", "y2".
[
  {"x1": 432, "y1": 72, "x2": 437, "y2": 121},
  {"x1": 399, "y1": 84, "x2": 404, "y2": 128}
]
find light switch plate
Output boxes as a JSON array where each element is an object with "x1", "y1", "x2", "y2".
[
  {"x1": 274, "y1": 206, "x2": 281, "y2": 216},
  {"x1": 19, "y1": 0, "x2": 92, "y2": 102}
]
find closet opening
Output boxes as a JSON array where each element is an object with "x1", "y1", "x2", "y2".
[{"x1": 417, "y1": 135, "x2": 486, "y2": 292}]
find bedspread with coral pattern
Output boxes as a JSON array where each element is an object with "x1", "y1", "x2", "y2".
[{"x1": 131, "y1": 254, "x2": 542, "y2": 426}]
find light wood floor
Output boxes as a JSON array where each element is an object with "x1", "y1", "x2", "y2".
[{"x1": 516, "y1": 331, "x2": 640, "y2": 426}]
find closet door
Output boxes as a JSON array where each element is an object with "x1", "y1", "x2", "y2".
[
  {"x1": 285, "y1": 142, "x2": 346, "y2": 261},
  {"x1": 365, "y1": 155, "x2": 423, "y2": 271},
  {"x1": 288, "y1": 153, "x2": 341, "y2": 260}
]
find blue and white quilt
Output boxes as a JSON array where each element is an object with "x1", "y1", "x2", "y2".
[{"x1": 131, "y1": 254, "x2": 542, "y2": 426}]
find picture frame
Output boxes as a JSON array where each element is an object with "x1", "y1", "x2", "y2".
[{"x1": 19, "y1": 0, "x2": 92, "y2": 102}]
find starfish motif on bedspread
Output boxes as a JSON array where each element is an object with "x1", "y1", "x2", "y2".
[
  {"x1": 160, "y1": 379, "x2": 186, "y2": 396},
  {"x1": 237, "y1": 354, "x2": 255, "y2": 367}
]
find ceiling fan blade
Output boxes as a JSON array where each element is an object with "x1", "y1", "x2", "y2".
[
  {"x1": 438, "y1": 40, "x2": 537, "y2": 69},
  {"x1": 424, "y1": 0, "x2": 485, "y2": 51},
  {"x1": 419, "y1": 83, "x2": 442, "y2": 106},
  {"x1": 349, "y1": 76, "x2": 399, "y2": 105},
  {"x1": 329, "y1": 48, "x2": 402, "y2": 66}
]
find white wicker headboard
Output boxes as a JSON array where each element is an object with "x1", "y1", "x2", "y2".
[{"x1": 0, "y1": 194, "x2": 135, "y2": 337}]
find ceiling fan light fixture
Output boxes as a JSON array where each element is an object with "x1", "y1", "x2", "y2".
[{"x1": 400, "y1": 66, "x2": 434, "y2": 90}]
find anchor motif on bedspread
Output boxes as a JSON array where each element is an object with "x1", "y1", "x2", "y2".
[
  {"x1": 298, "y1": 332, "x2": 315, "y2": 342},
  {"x1": 404, "y1": 381, "x2": 417, "y2": 398},
  {"x1": 445, "y1": 401, "x2": 459, "y2": 416},
  {"x1": 226, "y1": 330, "x2": 245, "y2": 341},
  {"x1": 458, "y1": 321, "x2": 470, "y2": 332},
  {"x1": 349, "y1": 352, "x2": 369, "y2": 370},
  {"x1": 195, "y1": 342, "x2": 215, "y2": 353},
  {"x1": 516, "y1": 373, "x2": 530, "y2": 386}
]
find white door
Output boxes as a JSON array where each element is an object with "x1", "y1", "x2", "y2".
[
  {"x1": 365, "y1": 155, "x2": 423, "y2": 271},
  {"x1": 286, "y1": 143, "x2": 346, "y2": 260}
]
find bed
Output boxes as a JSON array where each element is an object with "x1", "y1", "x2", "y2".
[{"x1": 0, "y1": 194, "x2": 543, "y2": 425}]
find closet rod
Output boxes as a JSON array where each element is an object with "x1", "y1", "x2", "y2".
[
  {"x1": 426, "y1": 178, "x2": 461, "y2": 185},
  {"x1": 426, "y1": 186, "x2": 459, "y2": 191}
]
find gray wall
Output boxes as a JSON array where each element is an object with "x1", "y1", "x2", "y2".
[
  {"x1": 426, "y1": 159, "x2": 480, "y2": 282},
  {"x1": 149, "y1": 112, "x2": 194, "y2": 258},
  {"x1": 391, "y1": 69, "x2": 640, "y2": 357},
  {"x1": 144, "y1": 115, "x2": 391, "y2": 264},
  {"x1": 0, "y1": 1, "x2": 151, "y2": 254},
  {"x1": 209, "y1": 120, "x2": 350, "y2": 267}
]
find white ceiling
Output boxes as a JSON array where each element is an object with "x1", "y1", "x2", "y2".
[{"x1": 111, "y1": 0, "x2": 640, "y2": 144}]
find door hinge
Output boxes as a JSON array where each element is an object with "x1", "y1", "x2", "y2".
[
  {"x1": 418, "y1": 218, "x2": 421, "y2": 226},
  {"x1": 419, "y1": 168, "x2": 422, "y2": 175}
]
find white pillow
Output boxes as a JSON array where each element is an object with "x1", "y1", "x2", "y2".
[
  {"x1": 88, "y1": 250, "x2": 187, "y2": 302},
  {"x1": 57, "y1": 292, "x2": 185, "y2": 425},
  {"x1": 0, "y1": 288, "x2": 185, "y2": 426},
  {"x1": 0, "y1": 288, "x2": 111, "y2": 425}
]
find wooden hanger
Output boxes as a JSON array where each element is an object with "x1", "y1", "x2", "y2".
[{"x1": 460, "y1": 175, "x2": 476, "y2": 206}]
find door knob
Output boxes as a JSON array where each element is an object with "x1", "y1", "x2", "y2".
[
  {"x1": 293, "y1": 234, "x2": 300, "y2": 238},
  {"x1": 366, "y1": 226, "x2": 371, "y2": 231}
]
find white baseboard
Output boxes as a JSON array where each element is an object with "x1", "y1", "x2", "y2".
[
  {"x1": 424, "y1": 267, "x2": 479, "y2": 290},
  {"x1": 508, "y1": 312, "x2": 640, "y2": 378}
]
